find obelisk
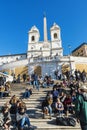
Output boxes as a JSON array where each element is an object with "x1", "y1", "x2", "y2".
[{"x1": 43, "y1": 13, "x2": 48, "y2": 42}]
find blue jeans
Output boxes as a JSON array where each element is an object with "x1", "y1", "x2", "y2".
[
  {"x1": 20, "y1": 117, "x2": 30, "y2": 128},
  {"x1": 48, "y1": 105, "x2": 52, "y2": 115},
  {"x1": 43, "y1": 82, "x2": 47, "y2": 88},
  {"x1": 58, "y1": 110, "x2": 63, "y2": 115},
  {"x1": 23, "y1": 91, "x2": 30, "y2": 98},
  {"x1": 0, "y1": 92, "x2": 4, "y2": 98},
  {"x1": 33, "y1": 80, "x2": 39, "y2": 90}
]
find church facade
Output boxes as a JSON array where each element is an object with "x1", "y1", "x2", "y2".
[
  {"x1": 27, "y1": 16, "x2": 63, "y2": 59},
  {"x1": 0, "y1": 16, "x2": 87, "y2": 78},
  {"x1": 27, "y1": 16, "x2": 63, "y2": 77}
]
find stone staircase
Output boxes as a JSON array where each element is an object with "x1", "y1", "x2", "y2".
[{"x1": 0, "y1": 83, "x2": 81, "y2": 130}]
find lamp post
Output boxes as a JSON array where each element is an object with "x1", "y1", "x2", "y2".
[{"x1": 68, "y1": 45, "x2": 71, "y2": 56}]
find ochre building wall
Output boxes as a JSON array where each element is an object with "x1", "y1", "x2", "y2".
[
  {"x1": 72, "y1": 45, "x2": 87, "y2": 57},
  {"x1": 2, "y1": 66, "x2": 28, "y2": 77},
  {"x1": 75, "y1": 63, "x2": 87, "y2": 72},
  {"x1": 15, "y1": 66, "x2": 28, "y2": 76}
]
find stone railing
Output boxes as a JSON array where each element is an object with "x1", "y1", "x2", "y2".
[
  {"x1": 29, "y1": 55, "x2": 61, "y2": 63},
  {"x1": 0, "y1": 72, "x2": 13, "y2": 82},
  {"x1": 0, "y1": 59, "x2": 28, "y2": 70}
]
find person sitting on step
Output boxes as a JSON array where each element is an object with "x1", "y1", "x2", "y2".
[
  {"x1": 23, "y1": 88, "x2": 32, "y2": 99},
  {"x1": 55, "y1": 98, "x2": 64, "y2": 116},
  {"x1": 16, "y1": 102, "x2": 33, "y2": 130},
  {"x1": 1, "y1": 106, "x2": 11, "y2": 130}
]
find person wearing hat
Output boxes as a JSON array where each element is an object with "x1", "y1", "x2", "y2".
[{"x1": 75, "y1": 84, "x2": 87, "y2": 130}]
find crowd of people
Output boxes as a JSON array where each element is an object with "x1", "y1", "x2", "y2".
[
  {"x1": 54, "y1": 69, "x2": 87, "y2": 82},
  {"x1": 0, "y1": 69, "x2": 87, "y2": 130},
  {"x1": 0, "y1": 75, "x2": 33, "y2": 130},
  {"x1": 41, "y1": 72, "x2": 87, "y2": 130},
  {"x1": 0, "y1": 82, "x2": 11, "y2": 98},
  {"x1": 0, "y1": 93, "x2": 33, "y2": 130},
  {"x1": 42, "y1": 81, "x2": 77, "y2": 118}
]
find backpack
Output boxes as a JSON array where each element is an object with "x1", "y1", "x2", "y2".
[
  {"x1": 67, "y1": 117, "x2": 76, "y2": 127},
  {"x1": 56, "y1": 116, "x2": 68, "y2": 126},
  {"x1": 56, "y1": 116, "x2": 76, "y2": 127}
]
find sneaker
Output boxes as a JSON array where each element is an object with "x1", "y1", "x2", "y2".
[{"x1": 29, "y1": 125, "x2": 34, "y2": 129}]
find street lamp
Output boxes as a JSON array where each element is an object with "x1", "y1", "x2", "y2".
[{"x1": 68, "y1": 45, "x2": 71, "y2": 55}]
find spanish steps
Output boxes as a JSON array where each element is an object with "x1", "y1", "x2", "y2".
[{"x1": 0, "y1": 82, "x2": 81, "y2": 130}]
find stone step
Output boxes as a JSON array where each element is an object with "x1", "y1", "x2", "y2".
[
  {"x1": 0, "y1": 104, "x2": 42, "y2": 109},
  {"x1": 0, "y1": 96, "x2": 45, "y2": 99},
  {"x1": 10, "y1": 115, "x2": 81, "y2": 130},
  {"x1": 9, "y1": 93, "x2": 47, "y2": 96},
  {"x1": 32, "y1": 128, "x2": 80, "y2": 130},
  {"x1": 0, "y1": 96, "x2": 46, "y2": 101},
  {"x1": 23, "y1": 98, "x2": 45, "y2": 101},
  {"x1": 0, "y1": 98, "x2": 41, "y2": 103},
  {"x1": 0, "y1": 99, "x2": 44, "y2": 104},
  {"x1": 0, "y1": 83, "x2": 81, "y2": 130},
  {"x1": 0, "y1": 99, "x2": 43, "y2": 104},
  {"x1": 29, "y1": 122, "x2": 81, "y2": 129},
  {"x1": 11, "y1": 87, "x2": 52, "y2": 91},
  {"x1": 11, "y1": 90, "x2": 49, "y2": 93}
]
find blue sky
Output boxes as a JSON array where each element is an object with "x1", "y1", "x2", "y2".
[{"x1": 0, "y1": 0, "x2": 87, "y2": 56}]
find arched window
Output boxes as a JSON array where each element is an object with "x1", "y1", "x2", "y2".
[
  {"x1": 31, "y1": 36, "x2": 35, "y2": 41},
  {"x1": 54, "y1": 33, "x2": 57, "y2": 39}
]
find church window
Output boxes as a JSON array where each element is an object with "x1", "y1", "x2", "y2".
[
  {"x1": 31, "y1": 36, "x2": 35, "y2": 41},
  {"x1": 54, "y1": 33, "x2": 57, "y2": 39}
]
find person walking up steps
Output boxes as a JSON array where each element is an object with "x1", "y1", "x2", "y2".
[{"x1": 33, "y1": 72, "x2": 39, "y2": 91}]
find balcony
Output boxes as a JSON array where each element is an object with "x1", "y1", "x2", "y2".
[{"x1": 29, "y1": 55, "x2": 60, "y2": 63}]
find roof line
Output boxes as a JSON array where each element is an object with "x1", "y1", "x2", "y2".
[
  {"x1": 0, "y1": 53, "x2": 27, "y2": 57},
  {"x1": 72, "y1": 42, "x2": 87, "y2": 53}
]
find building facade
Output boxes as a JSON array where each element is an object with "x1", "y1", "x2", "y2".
[
  {"x1": 72, "y1": 43, "x2": 87, "y2": 57},
  {"x1": 27, "y1": 16, "x2": 63, "y2": 59},
  {"x1": 0, "y1": 16, "x2": 87, "y2": 78}
]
